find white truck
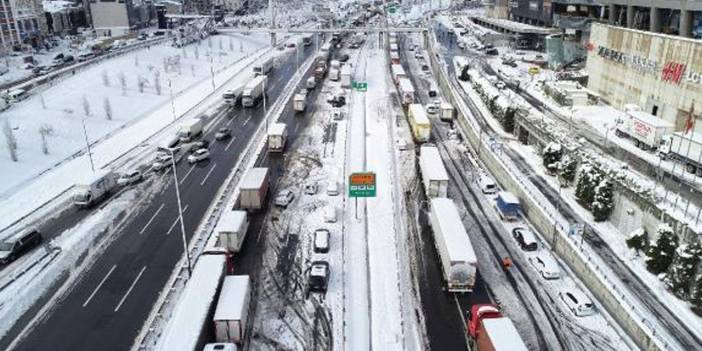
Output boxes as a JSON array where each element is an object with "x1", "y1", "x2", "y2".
[
  {"x1": 340, "y1": 65, "x2": 352, "y2": 88},
  {"x1": 267, "y1": 123, "x2": 287, "y2": 152},
  {"x1": 222, "y1": 87, "x2": 242, "y2": 106},
  {"x1": 660, "y1": 132, "x2": 702, "y2": 174},
  {"x1": 419, "y1": 146, "x2": 449, "y2": 198},
  {"x1": 178, "y1": 118, "x2": 204, "y2": 142},
  {"x1": 615, "y1": 105, "x2": 674, "y2": 151},
  {"x1": 253, "y1": 57, "x2": 273, "y2": 76},
  {"x1": 242, "y1": 75, "x2": 267, "y2": 108},
  {"x1": 329, "y1": 67, "x2": 340, "y2": 81},
  {"x1": 73, "y1": 169, "x2": 118, "y2": 207},
  {"x1": 440, "y1": 102, "x2": 455, "y2": 121},
  {"x1": 293, "y1": 93, "x2": 306, "y2": 112},
  {"x1": 398, "y1": 77, "x2": 415, "y2": 105},
  {"x1": 390, "y1": 64, "x2": 406, "y2": 84},
  {"x1": 429, "y1": 198, "x2": 477, "y2": 292},
  {"x1": 214, "y1": 210, "x2": 249, "y2": 253},
  {"x1": 238, "y1": 167, "x2": 269, "y2": 211},
  {"x1": 214, "y1": 275, "x2": 251, "y2": 344}
]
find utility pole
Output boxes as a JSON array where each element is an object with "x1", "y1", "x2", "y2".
[
  {"x1": 170, "y1": 149, "x2": 192, "y2": 277},
  {"x1": 81, "y1": 118, "x2": 95, "y2": 172}
]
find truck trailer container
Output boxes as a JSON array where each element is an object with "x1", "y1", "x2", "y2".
[
  {"x1": 408, "y1": 103, "x2": 430, "y2": 142},
  {"x1": 615, "y1": 105, "x2": 673, "y2": 150},
  {"x1": 340, "y1": 65, "x2": 352, "y2": 88},
  {"x1": 660, "y1": 132, "x2": 702, "y2": 174},
  {"x1": 390, "y1": 51, "x2": 400, "y2": 65},
  {"x1": 73, "y1": 169, "x2": 118, "y2": 207},
  {"x1": 495, "y1": 191, "x2": 520, "y2": 221},
  {"x1": 419, "y1": 146, "x2": 449, "y2": 198},
  {"x1": 390, "y1": 64, "x2": 406, "y2": 84},
  {"x1": 242, "y1": 75, "x2": 267, "y2": 107},
  {"x1": 252, "y1": 57, "x2": 273, "y2": 76},
  {"x1": 440, "y1": 102, "x2": 455, "y2": 121},
  {"x1": 213, "y1": 275, "x2": 251, "y2": 344},
  {"x1": 467, "y1": 304, "x2": 528, "y2": 351},
  {"x1": 267, "y1": 123, "x2": 287, "y2": 152},
  {"x1": 213, "y1": 210, "x2": 249, "y2": 253},
  {"x1": 429, "y1": 198, "x2": 477, "y2": 292},
  {"x1": 238, "y1": 167, "x2": 269, "y2": 211},
  {"x1": 293, "y1": 93, "x2": 306, "y2": 112},
  {"x1": 398, "y1": 77, "x2": 415, "y2": 105},
  {"x1": 222, "y1": 88, "x2": 242, "y2": 106},
  {"x1": 178, "y1": 118, "x2": 204, "y2": 142}
]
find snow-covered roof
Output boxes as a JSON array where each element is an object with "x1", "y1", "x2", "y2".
[
  {"x1": 627, "y1": 110, "x2": 674, "y2": 128},
  {"x1": 42, "y1": 0, "x2": 75, "y2": 13},
  {"x1": 268, "y1": 122, "x2": 286, "y2": 136},
  {"x1": 215, "y1": 210, "x2": 246, "y2": 234},
  {"x1": 240, "y1": 167, "x2": 268, "y2": 190},
  {"x1": 430, "y1": 198, "x2": 477, "y2": 264},
  {"x1": 213, "y1": 275, "x2": 250, "y2": 321},
  {"x1": 78, "y1": 169, "x2": 113, "y2": 185},
  {"x1": 245, "y1": 75, "x2": 266, "y2": 90},
  {"x1": 498, "y1": 191, "x2": 519, "y2": 205},
  {"x1": 156, "y1": 255, "x2": 225, "y2": 351},
  {"x1": 420, "y1": 146, "x2": 449, "y2": 181},
  {"x1": 391, "y1": 64, "x2": 405, "y2": 76},
  {"x1": 482, "y1": 317, "x2": 528, "y2": 351},
  {"x1": 409, "y1": 104, "x2": 429, "y2": 124},
  {"x1": 398, "y1": 78, "x2": 414, "y2": 92}
]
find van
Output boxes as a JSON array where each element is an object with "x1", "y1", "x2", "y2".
[
  {"x1": 306, "y1": 76, "x2": 317, "y2": 89},
  {"x1": 327, "y1": 179, "x2": 339, "y2": 196},
  {"x1": 428, "y1": 83, "x2": 438, "y2": 98},
  {"x1": 324, "y1": 205, "x2": 337, "y2": 223},
  {"x1": 479, "y1": 175, "x2": 497, "y2": 194},
  {"x1": 0, "y1": 229, "x2": 43, "y2": 265}
]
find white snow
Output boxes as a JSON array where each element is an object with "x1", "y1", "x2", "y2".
[
  {"x1": 419, "y1": 145, "x2": 449, "y2": 181},
  {"x1": 213, "y1": 275, "x2": 250, "y2": 321}
]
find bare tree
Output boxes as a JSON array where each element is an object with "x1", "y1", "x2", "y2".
[
  {"x1": 39, "y1": 93, "x2": 46, "y2": 109},
  {"x1": 38, "y1": 123, "x2": 54, "y2": 154},
  {"x1": 101, "y1": 70, "x2": 110, "y2": 87},
  {"x1": 137, "y1": 75, "x2": 145, "y2": 93},
  {"x1": 2, "y1": 119, "x2": 18, "y2": 161},
  {"x1": 134, "y1": 55, "x2": 139, "y2": 67},
  {"x1": 218, "y1": 38, "x2": 223, "y2": 51},
  {"x1": 153, "y1": 71, "x2": 162, "y2": 95},
  {"x1": 207, "y1": 36, "x2": 212, "y2": 49},
  {"x1": 103, "y1": 97, "x2": 113, "y2": 120},
  {"x1": 239, "y1": 39, "x2": 243, "y2": 53},
  {"x1": 229, "y1": 37, "x2": 234, "y2": 51},
  {"x1": 82, "y1": 94, "x2": 90, "y2": 116},
  {"x1": 118, "y1": 71, "x2": 127, "y2": 96},
  {"x1": 195, "y1": 45, "x2": 200, "y2": 60}
]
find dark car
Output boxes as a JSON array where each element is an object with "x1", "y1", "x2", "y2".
[
  {"x1": 485, "y1": 48, "x2": 499, "y2": 56},
  {"x1": 308, "y1": 261, "x2": 330, "y2": 292},
  {"x1": 192, "y1": 139, "x2": 210, "y2": 150},
  {"x1": 336, "y1": 54, "x2": 350, "y2": 62},
  {"x1": 0, "y1": 229, "x2": 43, "y2": 265},
  {"x1": 63, "y1": 55, "x2": 75, "y2": 63}
]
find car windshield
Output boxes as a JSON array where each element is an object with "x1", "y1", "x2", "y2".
[
  {"x1": 0, "y1": 241, "x2": 13, "y2": 251},
  {"x1": 73, "y1": 192, "x2": 90, "y2": 202}
]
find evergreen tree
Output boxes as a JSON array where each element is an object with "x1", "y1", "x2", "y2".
[
  {"x1": 625, "y1": 229, "x2": 648, "y2": 254},
  {"x1": 689, "y1": 269, "x2": 702, "y2": 315},
  {"x1": 592, "y1": 180, "x2": 614, "y2": 222},
  {"x1": 558, "y1": 155, "x2": 578, "y2": 187},
  {"x1": 459, "y1": 65, "x2": 470, "y2": 81},
  {"x1": 665, "y1": 242, "x2": 702, "y2": 298},
  {"x1": 646, "y1": 225, "x2": 679, "y2": 275},
  {"x1": 502, "y1": 108, "x2": 515, "y2": 133},
  {"x1": 542, "y1": 142, "x2": 563, "y2": 175},
  {"x1": 575, "y1": 164, "x2": 602, "y2": 209}
]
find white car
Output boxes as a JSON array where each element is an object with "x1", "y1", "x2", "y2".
[
  {"x1": 479, "y1": 175, "x2": 498, "y2": 194},
  {"x1": 495, "y1": 81, "x2": 506, "y2": 89},
  {"x1": 528, "y1": 251, "x2": 561, "y2": 279},
  {"x1": 559, "y1": 287, "x2": 596, "y2": 317},
  {"x1": 117, "y1": 170, "x2": 142, "y2": 186},
  {"x1": 425, "y1": 103, "x2": 439, "y2": 115},
  {"x1": 274, "y1": 189, "x2": 295, "y2": 207},
  {"x1": 187, "y1": 148, "x2": 210, "y2": 163},
  {"x1": 331, "y1": 109, "x2": 343, "y2": 120},
  {"x1": 414, "y1": 52, "x2": 423, "y2": 60},
  {"x1": 304, "y1": 182, "x2": 317, "y2": 195},
  {"x1": 152, "y1": 154, "x2": 174, "y2": 171},
  {"x1": 324, "y1": 205, "x2": 337, "y2": 223},
  {"x1": 313, "y1": 229, "x2": 330, "y2": 253}
]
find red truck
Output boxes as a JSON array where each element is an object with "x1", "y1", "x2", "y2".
[{"x1": 467, "y1": 304, "x2": 528, "y2": 351}]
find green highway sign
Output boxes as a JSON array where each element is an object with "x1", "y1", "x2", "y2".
[
  {"x1": 349, "y1": 172, "x2": 376, "y2": 197},
  {"x1": 388, "y1": 6, "x2": 397, "y2": 14},
  {"x1": 352, "y1": 81, "x2": 367, "y2": 92}
]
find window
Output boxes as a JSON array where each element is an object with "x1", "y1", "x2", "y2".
[{"x1": 566, "y1": 293, "x2": 577, "y2": 304}]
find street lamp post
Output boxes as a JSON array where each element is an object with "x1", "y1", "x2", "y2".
[
  {"x1": 169, "y1": 149, "x2": 192, "y2": 277},
  {"x1": 169, "y1": 79, "x2": 176, "y2": 121},
  {"x1": 81, "y1": 118, "x2": 95, "y2": 172}
]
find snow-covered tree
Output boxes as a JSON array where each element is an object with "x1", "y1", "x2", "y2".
[
  {"x1": 592, "y1": 179, "x2": 614, "y2": 222},
  {"x1": 195, "y1": 45, "x2": 200, "y2": 60},
  {"x1": 542, "y1": 142, "x2": 563, "y2": 175},
  {"x1": 575, "y1": 164, "x2": 603, "y2": 209},
  {"x1": 182, "y1": 47, "x2": 188, "y2": 59},
  {"x1": 558, "y1": 155, "x2": 577, "y2": 187},
  {"x1": 82, "y1": 94, "x2": 91, "y2": 116},
  {"x1": 689, "y1": 269, "x2": 702, "y2": 315},
  {"x1": 103, "y1": 97, "x2": 113, "y2": 120},
  {"x1": 118, "y1": 71, "x2": 126, "y2": 96},
  {"x1": 153, "y1": 71, "x2": 162, "y2": 95},
  {"x1": 239, "y1": 39, "x2": 243, "y2": 53},
  {"x1": 207, "y1": 36, "x2": 212, "y2": 49},
  {"x1": 626, "y1": 229, "x2": 648, "y2": 254},
  {"x1": 137, "y1": 75, "x2": 145, "y2": 93},
  {"x1": 646, "y1": 224, "x2": 678, "y2": 275},
  {"x1": 2, "y1": 119, "x2": 18, "y2": 161},
  {"x1": 191, "y1": 64, "x2": 195, "y2": 77},
  {"x1": 39, "y1": 93, "x2": 46, "y2": 109},
  {"x1": 459, "y1": 65, "x2": 470, "y2": 81},
  {"x1": 665, "y1": 242, "x2": 702, "y2": 298},
  {"x1": 38, "y1": 123, "x2": 54, "y2": 155},
  {"x1": 502, "y1": 108, "x2": 515, "y2": 133},
  {"x1": 101, "y1": 70, "x2": 109, "y2": 87}
]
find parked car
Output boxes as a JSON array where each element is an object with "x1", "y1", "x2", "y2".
[
  {"x1": 414, "y1": 52, "x2": 423, "y2": 60},
  {"x1": 336, "y1": 54, "x2": 350, "y2": 62},
  {"x1": 0, "y1": 229, "x2": 42, "y2": 265},
  {"x1": 117, "y1": 170, "x2": 143, "y2": 186},
  {"x1": 529, "y1": 251, "x2": 561, "y2": 279},
  {"x1": 425, "y1": 103, "x2": 439, "y2": 115},
  {"x1": 512, "y1": 227, "x2": 539, "y2": 252},
  {"x1": 215, "y1": 128, "x2": 231, "y2": 140},
  {"x1": 324, "y1": 205, "x2": 337, "y2": 223},
  {"x1": 274, "y1": 189, "x2": 295, "y2": 208},
  {"x1": 314, "y1": 229, "x2": 330, "y2": 253},
  {"x1": 421, "y1": 64, "x2": 430, "y2": 72},
  {"x1": 77, "y1": 52, "x2": 95, "y2": 61},
  {"x1": 479, "y1": 175, "x2": 498, "y2": 194},
  {"x1": 63, "y1": 55, "x2": 75, "y2": 63},
  {"x1": 327, "y1": 179, "x2": 339, "y2": 196},
  {"x1": 308, "y1": 261, "x2": 330, "y2": 292},
  {"x1": 187, "y1": 148, "x2": 210, "y2": 163},
  {"x1": 559, "y1": 287, "x2": 596, "y2": 317},
  {"x1": 304, "y1": 182, "x2": 317, "y2": 195}
]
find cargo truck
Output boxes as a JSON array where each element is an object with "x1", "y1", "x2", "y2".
[
  {"x1": 242, "y1": 75, "x2": 267, "y2": 107},
  {"x1": 252, "y1": 57, "x2": 273, "y2": 76},
  {"x1": 398, "y1": 77, "x2": 415, "y2": 105},
  {"x1": 293, "y1": 93, "x2": 306, "y2": 112},
  {"x1": 390, "y1": 64, "x2": 406, "y2": 84},
  {"x1": 440, "y1": 102, "x2": 455, "y2": 121},
  {"x1": 615, "y1": 105, "x2": 674, "y2": 151},
  {"x1": 267, "y1": 123, "x2": 287, "y2": 152},
  {"x1": 73, "y1": 169, "x2": 118, "y2": 207},
  {"x1": 660, "y1": 132, "x2": 702, "y2": 174},
  {"x1": 222, "y1": 88, "x2": 242, "y2": 106},
  {"x1": 213, "y1": 210, "x2": 249, "y2": 253},
  {"x1": 340, "y1": 65, "x2": 352, "y2": 88},
  {"x1": 238, "y1": 167, "x2": 269, "y2": 211},
  {"x1": 178, "y1": 118, "x2": 204, "y2": 142},
  {"x1": 467, "y1": 304, "x2": 528, "y2": 351},
  {"x1": 390, "y1": 51, "x2": 400, "y2": 65},
  {"x1": 213, "y1": 275, "x2": 251, "y2": 345},
  {"x1": 408, "y1": 103, "x2": 430, "y2": 142},
  {"x1": 419, "y1": 146, "x2": 449, "y2": 198},
  {"x1": 495, "y1": 191, "x2": 520, "y2": 221},
  {"x1": 429, "y1": 198, "x2": 477, "y2": 292}
]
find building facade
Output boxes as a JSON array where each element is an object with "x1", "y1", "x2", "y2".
[
  {"x1": 602, "y1": 0, "x2": 702, "y2": 39},
  {"x1": 586, "y1": 23, "x2": 701, "y2": 130},
  {"x1": 89, "y1": 0, "x2": 149, "y2": 36},
  {"x1": 0, "y1": 0, "x2": 47, "y2": 50},
  {"x1": 510, "y1": 0, "x2": 554, "y2": 26}
]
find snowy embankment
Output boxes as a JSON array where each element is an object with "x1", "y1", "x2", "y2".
[{"x1": 0, "y1": 34, "x2": 269, "y2": 234}]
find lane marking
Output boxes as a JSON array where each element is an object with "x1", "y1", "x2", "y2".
[
  {"x1": 180, "y1": 165, "x2": 196, "y2": 184},
  {"x1": 243, "y1": 115, "x2": 252, "y2": 126},
  {"x1": 225, "y1": 136, "x2": 237, "y2": 151},
  {"x1": 114, "y1": 266, "x2": 147, "y2": 312},
  {"x1": 227, "y1": 115, "x2": 237, "y2": 126},
  {"x1": 183, "y1": 204, "x2": 189, "y2": 213},
  {"x1": 294, "y1": 122, "x2": 300, "y2": 133},
  {"x1": 200, "y1": 163, "x2": 217, "y2": 186},
  {"x1": 139, "y1": 204, "x2": 164, "y2": 235},
  {"x1": 82, "y1": 264, "x2": 117, "y2": 308},
  {"x1": 166, "y1": 216, "x2": 179, "y2": 235}
]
